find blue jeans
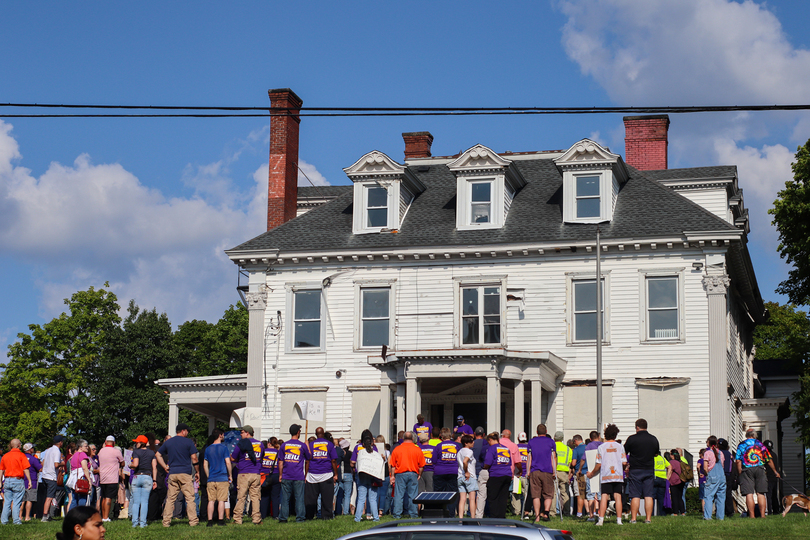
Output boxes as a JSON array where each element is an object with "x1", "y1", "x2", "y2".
[
  {"x1": 130, "y1": 475, "x2": 152, "y2": 527},
  {"x1": 280, "y1": 479, "x2": 305, "y2": 522},
  {"x1": 69, "y1": 488, "x2": 89, "y2": 511},
  {"x1": 703, "y1": 463, "x2": 726, "y2": 520},
  {"x1": 375, "y1": 476, "x2": 390, "y2": 515},
  {"x1": 1, "y1": 477, "x2": 24, "y2": 524},
  {"x1": 340, "y1": 473, "x2": 354, "y2": 516},
  {"x1": 354, "y1": 475, "x2": 379, "y2": 522},
  {"x1": 393, "y1": 472, "x2": 418, "y2": 518}
]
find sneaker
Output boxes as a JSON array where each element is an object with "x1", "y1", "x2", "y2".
[
  {"x1": 207, "y1": 521, "x2": 216, "y2": 527},
  {"x1": 102, "y1": 518, "x2": 111, "y2": 522},
  {"x1": 586, "y1": 516, "x2": 596, "y2": 522},
  {"x1": 630, "y1": 520, "x2": 637, "y2": 524},
  {"x1": 41, "y1": 516, "x2": 51, "y2": 523}
]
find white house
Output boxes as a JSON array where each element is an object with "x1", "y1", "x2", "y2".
[{"x1": 158, "y1": 88, "x2": 793, "y2": 468}]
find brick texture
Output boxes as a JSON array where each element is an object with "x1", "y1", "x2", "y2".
[
  {"x1": 402, "y1": 131, "x2": 434, "y2": 159},
  {"x1": 267, "y1": 88, "x2": 303, "y2": 230},
  {"x1": 623, "y1": 115, "x2": 669, "y2": 171}
]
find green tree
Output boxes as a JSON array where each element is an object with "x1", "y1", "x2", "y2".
[
  {"x1": 771, "y1": 139, "x2": 810, "y2": 306},
  {"x1": 0, "y1": 285, "x2": 120, "y2": 447}
]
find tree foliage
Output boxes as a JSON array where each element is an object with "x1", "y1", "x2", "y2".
[{"x1": 771, "y1": 139, "x2": 810, "y2": 306}]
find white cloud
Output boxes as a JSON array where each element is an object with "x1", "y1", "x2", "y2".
[
  {"x1": 298, "y1": 159, "x2": 330, "y2": 186},
  {"x1": 0, "y1": 120, "x2": 327, "y2": 326}
]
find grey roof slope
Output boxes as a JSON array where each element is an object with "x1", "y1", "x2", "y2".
[
  {"x1": 229, "y1": 159, "x2": 739, "y2": 253},
  {"x1": 643, "y1": 166, "x2": 737, "y2": 181},
  {"x1": 298, "y1": 186, "x2": 352, "y2": 196}
]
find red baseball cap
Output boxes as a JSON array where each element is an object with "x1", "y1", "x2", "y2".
[{"x1": 132, "y1": 435, "x2": 149, "y2": 444}]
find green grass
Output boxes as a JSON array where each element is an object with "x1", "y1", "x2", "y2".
[{"x1": 9, "y1": 513, "x2": 810, "y2": 540}]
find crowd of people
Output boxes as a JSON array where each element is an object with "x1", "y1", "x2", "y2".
[{"x1": 0, "y1": 413, "x2": 787, "y2": 532}]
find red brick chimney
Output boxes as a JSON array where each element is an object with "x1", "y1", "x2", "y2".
[
  {"x1": 623, "y1": 115, "x2": 670, "y2": 171},
  {"x1": 402, "y1": 131, "x2": 434, "y2": 159},
  {"x1": 267, "y1": 88, "x2": 303, "y2": 230}
]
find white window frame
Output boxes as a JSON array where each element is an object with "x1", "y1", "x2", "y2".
[
  {"x1": 286, "y1": 284, "x2": 326, "y2": 353},
  {"x1": 456, "y1": 175, "x2": 505, "y2": 230},
  {"x1": 562, "y1": 170, "x2": 616, "y2": 224},
  {"x1": 566, "y1": 272, "x2": 610, "y2": 345},
  {"x1": 353, "y1": 279, "x2": 396, "y2": 351},
  {"x1": 639, "y1": 269, "x2": 685, "y2": 343},
  {"x1": 352, "y1": 181, "x2": 398, "y2": 234},
  {"x1": 453, "y1": 275, "x2": 507, "y2": 348}
]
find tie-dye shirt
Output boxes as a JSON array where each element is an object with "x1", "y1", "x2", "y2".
[{"x1": 734, "y1": 438, "x2": 771, "y2": 468}]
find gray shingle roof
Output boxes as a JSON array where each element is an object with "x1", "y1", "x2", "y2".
[
  {"x1": 229, "y1": 159, "x2": 738, "y2": 253},
  {"x1": 643, "y1": 166, "x2": 737, "y2": 181}
]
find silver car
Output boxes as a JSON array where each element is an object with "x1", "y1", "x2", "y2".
[{"x1": 336, "y1": 518, "x2": 575, "y2": 540}]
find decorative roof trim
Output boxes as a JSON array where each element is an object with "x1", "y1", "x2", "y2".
[
  {"x1": 343, "y1": 150, "x2": 425, "y2": 193},
  {"x1": 155, "y1": 374, "x2": 247, "y2": 389},
  {"x1": 554, "y1": 139, "x2": 628, "y2": 183},
  {"x1": 447, "y1": 144, "x2": 512, "y2": 171},
  {"x1": 635, "y1": 377, "x2": 691, "y2": 388},
  {"x1": 346, "y1": 385, "x2": 380, "y2": 392},
  {"x1": 277, "y1": 386, "x2": 329, "y2": 393},
  {"x1": 561, "y1": 379, "x2": 616, "y2": 387}
]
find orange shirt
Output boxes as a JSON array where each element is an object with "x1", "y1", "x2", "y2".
[
  {"x1": 0, "y1": 448, "x2": 31, "y2": 478},
  {"x1": 390, "y1": 441, "x2": 426, "y2": 474}
]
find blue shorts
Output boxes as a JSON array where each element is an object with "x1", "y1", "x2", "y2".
[
  {"x1": 458, "y1": 475, "x2": 478, "y2": 492},
  {"x1": 627, "y1": 469, "x2": 654, "y2": 499},
  {"x1": 698, "y1": 483, "x2": 705, "y2": 500},
  {"x1": 44, "y1": 478, "x2": 59, "y2": 499}
]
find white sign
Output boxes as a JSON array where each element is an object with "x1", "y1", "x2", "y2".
[
  {"x1": 585, "y1": 449, "x2": 600, "y2": 494},
  {"x1": 295, "y1": 400, "x2": 324, "y2": 421},
  {"x1": 356, "y1": 448, "x2": 385, "y2": 480}
]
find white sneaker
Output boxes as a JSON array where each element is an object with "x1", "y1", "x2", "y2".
[{"x1": 102, "y1": 518, "x2": 111, "y2": 522}]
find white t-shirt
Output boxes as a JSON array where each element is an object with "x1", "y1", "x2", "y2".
[
  {"x1": 41, "y1": 445, "x2": 62, "y2": 481},
  {"x1": 457, "y1": 447, "x2": 476, "y2": 477},
  {"x1": 595, "y1": 441, "x2": 626, "y2": 483}
]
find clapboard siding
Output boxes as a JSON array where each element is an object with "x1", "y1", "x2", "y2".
[{"x1": 674, "y1": 188, "x2": 730, "y2": 223}]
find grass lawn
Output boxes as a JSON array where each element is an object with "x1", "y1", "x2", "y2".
[{"x1": 13, "y1": 513, "x2": 810, "y2": 540}]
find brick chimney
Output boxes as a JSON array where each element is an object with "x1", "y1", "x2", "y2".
[
  {"x1": 267, "y1": 88, "x2": 303, "y2": 230},
  {"x1": 402, "y1": 131, "x2": 434, "y2": 159},
  {"x1": 623, "y1": 115, "x2": 670, "y2": 171}
]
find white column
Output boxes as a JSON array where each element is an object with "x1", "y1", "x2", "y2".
[
  {"x1": 531, "y1": 380, "x2": 543, "y2": 435},
  {"x1": 168, "y1": 402, "x2": 179, "y2": 435},
  {"x1": 406, "y1": 377, "x2": 418, "y2": 432},
  {"x1": 704, "y1": 275, "x2": 731, "y2": 437},
  {"x1": 415, "y1": 380, "x2": 422, "y2": 419},
  {"x1": 208, "y1": 416, "x2": 216, "y2": 435},
  {"x1": 546, "y1": 388, "x2": 559, "y2": 435},
  {"x1": 245, "y1": 290, "x2": 268, "y2": 410},
  {"x1": 396, "y1": 384, "x2": 405, "y2": 435},
  {"x1": 514, "y1": 379, "x2": 525, "y2": 438},
  {"x1": 443, "y1": 401, "x2": 454, "y2": 429},
  {"x1": 379, "y1": 383, "x2": 392, "y2": 444},
  {"x1": 487, "y1": 375, "x2": 501, "y2": 434}
]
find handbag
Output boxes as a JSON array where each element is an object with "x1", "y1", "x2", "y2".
[
  {"x1": 66, "y1": 467, "x2": 80, "y2": 490},
  {"x1": 74, "y1": 477, "x2": 90, "y2": 494}
]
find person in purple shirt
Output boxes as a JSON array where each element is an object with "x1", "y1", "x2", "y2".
[
  {"x1": 305, "y1": 427, "x2": 338, "y2": 520},
  {"x1": 483, "y1": 432, "x2": 517, "y2": 518},
  {"x1": 413, "y1": 415, "x2": 433, "y2": 441},
  {"x1": 526, "y1": 424, "x2": 557, "y2": 522},
  {"x1": 430, "y1": 428, "x2": 460, "y2": 515},
  {"x1": 417, "y1": 433, "x2": 434, "y2": 493},
  {"x1": 22, "y1": 443, "x2": 42, "y2": 522},
  {"x1": 260, "y1": 438, "x2": 281, "y2": 520},
  {"x1": 278, "y1": 424, "x2": 312, "y2": 523},
  {"x1": 230, "y1": 425, "x2": 263, "y2": 524},
  {"x1": 454, "y1": 416, "x2": 474, "y2": 436}
]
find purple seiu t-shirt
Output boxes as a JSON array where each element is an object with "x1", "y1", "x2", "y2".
[
  {"x1": 231, "y1": 438, "x2": 263, "y2": 475},
  {"x1": 454, "y1": 424, "x2": 474, "y2": 435},
  {"x1": 308, "y1": 438, "x2": 337, "y2": 475},
  {"x1": 485, "y1": 443, "x2": 513, "y2": 478},
  {"x1": 419, "y1": 444, "x2": 434, "y2": 472},
  {"x1": 351, "y1": 444, "x2": 378, "y2": 463},
  {"x1": 25, "y1": 454, "x2": 42, "y2": 489},
  {"x1": 518, "y1": 443, "x2": 529, "y2": 477},
  {"x1": 261, "y1": 447, "x2": 279, "y2": 474},
  {"x1": 413, "y1": 422, "x2": 433, "y2": 440},
  {"x1": 280, "y1": 439, "x2": 311, "y2": 481},
  {"x1": 528, "y1": 436, "x2": 556, "y2": 474},
  {"x1": 432, "y1": 441, "x2": 461, "y2": 475}
]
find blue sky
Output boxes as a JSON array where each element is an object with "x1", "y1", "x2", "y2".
[{"x1": 2, "y1": 0, "x2": 809, "y2": 353}]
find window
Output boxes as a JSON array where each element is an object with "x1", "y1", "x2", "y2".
[
  {"x1": 293, "y1": 290, "x2": 321, "y2": 348},
  {"x1": 572, "y1": 279, "x2": 605, "y2": 342},
  {"x1": 361, "y1": 288, "x2": 390, "y2": 348},
  {"x1": 647, "y1": 277, "x2": 678, "y2": 339},
  {"x1": 469, "y1": 181, "x2": 493, "y2": 223},
  {"x1": 461, "y1": 286, "x2": 501, "y2": 345},
  {"x1": 366, "y1": 185, "x2": 388, "y2": 228},
  {"x1": 576, "y1": 175, "x2": 600, "y2": 218}
]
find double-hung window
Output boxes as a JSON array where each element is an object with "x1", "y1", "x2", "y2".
[
  {"x1": 572, "y1": 279, "x2": 606, "y2": 342},
  {"x1": 461, "y1": 285, "x2": 501, "y2": 345},
  {"x1": 575, "y1": 176, "x2": 600, "y2": 218},
  {"x1": 469, "y1": 181, "x2": 493, "y2": 224},
  {"x1": 292, "y1": 289, "x2": 321, "y2": 349},
  {"x1": 366, "y1": 185, "x2": 388, "y2": 228},
  {"x1": 647, "y1": 277, "x2": 679, "y2": 339},
  {"x1": 360, "y1": 287, "x2": 390, "y2": 348}
]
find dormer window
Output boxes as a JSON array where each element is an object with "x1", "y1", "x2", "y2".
[
  {"x1": 344, "y1": 151, "x2": 425, "y2": 235},
  {"x1": 448, "y1": 144, "x2": 526, "y2": 231},
  {"x1": 555, "y1": 139, "x2": 628, "y2": 224}
]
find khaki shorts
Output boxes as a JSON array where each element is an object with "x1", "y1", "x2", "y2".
[
  {"x1": 207, "y1": 481, "x2": 230, "y2": 502},
  {"x1": 576, "y1": 473, "x2": 587, "y2": 499},
  {"x1": 529, "y1": 471, "x2": 554, "y2": 500}
]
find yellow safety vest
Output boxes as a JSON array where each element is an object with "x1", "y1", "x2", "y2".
[
  {"x1": 654, "y1": 455, "x2": 668, "y2": 479},
  {"x1": 556, "y1": 442, "x2": 572, "y2": 472}
]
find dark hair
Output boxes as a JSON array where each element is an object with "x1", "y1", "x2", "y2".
[
  {"x1": 460, "y1": 435, "x2": 473, "y2": 446},
  {"x1": 536, "y1": 424, "x2": 547, "y2": 436},
  {"x1": 589, "y1": 431, "x2": 600, "y2": 441},
  {"x1": 361, "y1": 429, "x2": 374, "y2": 453},
  {"x1": 718, "y1": 438, "x2": 729, "y2": 451},
  {"x1": 707, "y1": 435, "x2": 720, "y2": 462},
  {"x1": 635, "y1": 418, "x2": 648, "y2": 430},
  {"x1": 324, "y1": 431, "x2": 334, "y2": 444},
  {"x1": 604, "y1": 424, "x2": 620, "y2": 441},
  {"x1": 57, "y1": 506, "x2": 98, "y2": 540}
]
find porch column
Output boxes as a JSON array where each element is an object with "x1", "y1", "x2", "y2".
[
  {"x1": 415, "y1": 380, "x2": 422, "y2": 418},
  {"x1": 531, "y1": 380, "x2": 542, "y2": 435},
  {"x1": 208, "y1": 416, "x2": 217, "y2": 435},
  {"x1": 443, "y1": 402, "x2": 454, "y2": 429},
  {"x1": 406, "y1": 377, "x2": 418, "y2": 433},
  {"x1": 704, "y1": 275, "x2": 731, "y2": 437},
  {"x1": 514, "y1": 379, "x2": 525, "y2": 438},
  {"x1": 379, "y1": 383, "x2": 392, "y2": 444},
  {"x1": 396, "y1": 384, "x2": 405, "y2": 435},
  {"x1": 245, "y1": 289, "x2": 267, "y2": 410},
  {"x1": 487, "y1": 375, "x2": 501, "y2": 434},
  {"x1": 168, "y1": 402, "x2": 179, "y2": 435}
]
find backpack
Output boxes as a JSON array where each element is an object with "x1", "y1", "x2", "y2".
[{"x1": 679, "y1": 462, "x2": 694, "y2": 483}]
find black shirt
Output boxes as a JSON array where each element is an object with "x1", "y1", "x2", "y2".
[
  {"x1": 132, "y1": 448, "x2": 155, "y2": 476},
  {"x1": 624, "y1": 430, "x2": 659, "y2": 470}
]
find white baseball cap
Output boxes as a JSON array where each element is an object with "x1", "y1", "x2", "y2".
[{"x1": 105, "y1": 435, "x2": 116, "y2": 443}]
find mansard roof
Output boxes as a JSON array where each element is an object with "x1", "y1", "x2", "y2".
[{"x1": 229, "y1": 158, "x2": 738, "y2": 253}]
